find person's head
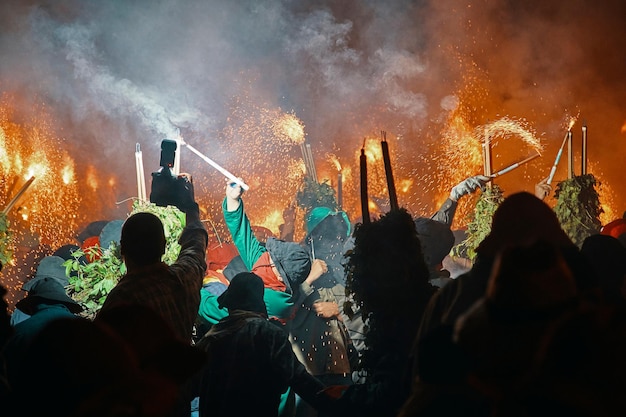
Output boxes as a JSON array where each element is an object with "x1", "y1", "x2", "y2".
[
  {"x1": 414, "y1": 217, "x2": 455, "y2": 271},
  {"x1": 346, "y1": 208, "x2": 431, "y2": 318},
  {"x1": 22, "y1": 255, "x2": 70, "y2": 291},
  {"x1": 265, "y1": 238, "x2": 311, "y2": 294},
  {"x1": 581, "y1": 234, "x2": 626, "y2": 301},
  {"x1": 120, "y1": 212, "x2": 166, "y2": 267},
  {"x1": 305, "y1": 206, "x2": 351, "y2": 241},
  {"x1": 486, "y1": 240, "x2": 578, "y2": 311},
  {"x1": 16, "y1": 277, "x2": 83, "y2": 315},
  {"x1": 217, "y1": 272, "x2": 268, "y2": 316},
  {"x1": 477, "y1": 192, "x2": 574, "y2": 258}
]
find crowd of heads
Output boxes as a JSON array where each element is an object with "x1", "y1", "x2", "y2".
[{"x1": 0, "y1": 186, "x2": 625, "y2": 417}]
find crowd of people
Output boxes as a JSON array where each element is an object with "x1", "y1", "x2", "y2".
[{"x1": 0, "y1": 169, "x2": 625, "y2": 417}]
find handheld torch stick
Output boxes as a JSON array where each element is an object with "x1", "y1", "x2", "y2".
[
  {"x1": 181, "y1": 139, "x2": 249, "y2": 191},
  {"x1": 489, "y1": 153, "x2": 541, "y2": 178},
  {"x1": 547, "y1": 132, "x2": 569, "y2": 185},
  {"x1": 2, "y1": 176, "x2": 35, "y2": 215}
]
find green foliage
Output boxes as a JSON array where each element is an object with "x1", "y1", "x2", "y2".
[
  {"x1": 452, "y1": 185, "x2": 504, "y2": 262},
  {"x1": 296, "y1": 177, "x2": 338, "y2": 216},
  {"x1": 554, "y1": 174, "x2": 602, "y2": 247},
  {"x1": 0, "y1": 212, "x2": 13, "y2": 267},
  {"x1": 66, "y1": 244, "x2": 125, "y2": 319},
  {"x1": 65, "y1": 201, "x2": 186, "y2": 318}
]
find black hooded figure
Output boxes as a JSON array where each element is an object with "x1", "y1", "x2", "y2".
[{"x1": 195, "y1": 272, "x2": 335, "y2": 417}]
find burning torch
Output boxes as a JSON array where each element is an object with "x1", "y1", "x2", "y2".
[
  {"x1": 179, "y1": 137, "x2": 249, "y2": 191},
  {"x1": 489, "y1": 153, "x2": 541, "y2": 178},
  {"x1": 2, "y1": 176, "x2": 36, "y2": 215}
]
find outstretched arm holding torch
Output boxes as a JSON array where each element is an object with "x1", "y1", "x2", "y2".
[{"x1": 179, "y1": 137, "x2": 249, "y2": 191}]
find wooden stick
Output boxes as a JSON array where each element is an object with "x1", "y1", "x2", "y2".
[
  {"x1": 2, "y1": 176, "x2": 35, "y2": 215},
  {"x1": 360, "y1": 143, "x2": 370, "y2": 224},
  {"x1": 581, "y1": 124, "x2": 587, "y2": 175},
  {"x1": 490, "y1": 153, "x2": 540, "y2": 178},
  {"x1": 380, "y1": 131, "x2": 399, "y2": 211}
]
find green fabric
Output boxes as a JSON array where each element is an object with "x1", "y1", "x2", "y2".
[
  {"x1": 215, "y1": 200, "x2": 300, "y2": 417},
  {"x1": 198, "y1": 287, "x2": 295, "y2": 325},
  {"x1": 222, "y1": 198, "x2": 266, "y2": 270}
]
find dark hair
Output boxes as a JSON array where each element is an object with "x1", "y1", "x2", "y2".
[
  {"x1": 120, "y1": 212, "x2": 166, "y2": 266},
  {"x1": 345, "y1": 209, "x2": 434, "y2": 370}
]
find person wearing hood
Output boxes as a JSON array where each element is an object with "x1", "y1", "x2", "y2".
[
  {"x1": 195, "y1": 272, "x2": 336, "y2": 417},
  {"x1": 3, "y1": 274, "x2": 83, "y2": 390},
  {"x1": 10, "y1": 255, "x2": 71, "y2": 326},
  {"x1": 197, "y1": 180, "x2": 322, "y2": 417},
  {"x1": 292, "y1": 207, "x2": 356, "y2": 417},
  {"x1": 198, "y1": 180, "x2": 320, "y2": 326}
]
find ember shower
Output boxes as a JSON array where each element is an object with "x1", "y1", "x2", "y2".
[{"x1": 1, "y1": 0, "x2": 625, "y2": 274}]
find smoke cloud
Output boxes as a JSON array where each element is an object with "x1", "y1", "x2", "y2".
[{"x1": 0, "y1": 0, "x2": 624, "y2": 221}]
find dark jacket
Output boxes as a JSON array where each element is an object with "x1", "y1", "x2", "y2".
[
  {"x1": 196, "y1": 311, "x2": 329, "y2": 417},
  {"x1": 99, "y1": 210, "x2": 208, "y2": 343}
]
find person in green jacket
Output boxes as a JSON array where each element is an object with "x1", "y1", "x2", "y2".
[
  {"x1": 196, "y1": 180, "x2": 328, "y2": 417},
  {"x1": 198, "y1": 180, "x2": 327, "y2": 326}
]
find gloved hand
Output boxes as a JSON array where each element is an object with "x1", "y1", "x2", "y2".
[
  {"x1": 174, "y1": 173, "x2": 198, "y2": 213},
  {"x1": 449, "y1": 175, "x2": 490, "y2": 201}
]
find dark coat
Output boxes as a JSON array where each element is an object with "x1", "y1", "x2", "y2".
[{"x1": 196, "y1": 311, "x2": 328, "y2": 417}]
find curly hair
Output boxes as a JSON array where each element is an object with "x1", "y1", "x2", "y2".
[{"x1": 345, "y1": 209, "x2": 434, "y2": 370}]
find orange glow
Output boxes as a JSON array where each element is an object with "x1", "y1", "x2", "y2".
[
  {"x1": 260, "y1": 209, "x2": 283, "y2": 236},
  {"x1": 0, "y1": 98, "x2": 84, "y2": 255},
  {"x1": 61, "y1": 164, "x2": 74, "y2": 185},
  {"x1": 274, "y1": 112, "x2": 305, "y2": 145},
  {"x1": 621, "y1": 120, "x2": 626, "y2": 134},
  {"x1": 481, "y1": 117, "x2": 544, "y2": 155},
  {"x1": 86, "y1": 165, "x2": 99, "y2": 191},
  {"x1": 398, "y1": 178, "x2": 413, "y2": 193},
  {"x1": 566, "y1": 112, "x2": 579, "y2": 130},
  {"x1": 25, "y1": 161, "x2": 47, "y2": 180},
  {"x1": 327, "y1": 153, "x2": 342, "y2": 171},
  {"x1": 363, "y1": 137, "x2": 383, "y2": 162},
  {"x1": 588, "y1": 161, "x2": 617, "y2": 225}
]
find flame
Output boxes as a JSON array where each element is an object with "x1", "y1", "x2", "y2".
[
  {"x1": 564, "y1": 110, "x2": 580, "y2": 131},
  {"x1": 440, "y1": 113, "x2": 484, "y2": 188},
  {"x1": 25, "y1": 162, "x2": 47, "y2": 180},
  {"x1": 260, "y1": 209, "x2": 283, "y2": 236},
  {"x1": 273, "y1": 112, "x2": 305, "y2": 145},
  {"x1": 363, "y1": 137, "x2": 383, "y2": 162},
  {"x1": 398, "y1": 178, "x2": 413, "y2": 193},
  {"x1": 62, "y1": 164, "x2": 75, "y2": 185},
  {"x1": 327, "y1": 153, "x2": 342, "y2": 171},
  {"x1": 286, "y1": 159, "x2": 306, "y2": 182},
  {"x1": 621, "y1": 120, "x2": 626, "y2": 134},
  {"x1": 86, "y1": 165, "x2": 99, "y2": 191},
  {"x1": 0, "y1": 97, "x2": 96, "y2": 310}
]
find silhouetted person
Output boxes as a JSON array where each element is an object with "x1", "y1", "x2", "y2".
[
  {"x1": 195, "y1": 272, "x2": 335, "y2": 417},
  {"x1": 98, "y1": 173, "x2": 207, "y2": 417},
  {"x1": 99, "y1": 173, "x2": 207, "y2": 343},
  {"x1": 4, "y1": 275, "x2": 83, "y2": 392},
  {"x1": 333, "y1": 209, "x2": 435, "y2": 417},
  {"x1": 10, "y1": 317, "x2": 184, "y2": 417},
  {"x1": 581, "y1": 234, "x2": 626, "y2": 305}
]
